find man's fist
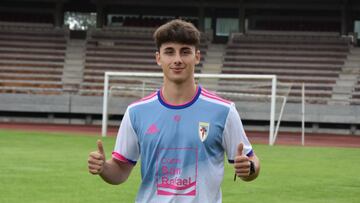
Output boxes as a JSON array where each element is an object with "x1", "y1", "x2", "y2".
[
  {"x1": 88, "y1": 140, "x2": 106, "y2": 175},
  {"x1": 234, "y1": 143, "x2": 251, "y2": 178}
]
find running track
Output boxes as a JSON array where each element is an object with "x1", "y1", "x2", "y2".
[{"x1": 1, "y1": 122, "x2": 359, "y2": 148}]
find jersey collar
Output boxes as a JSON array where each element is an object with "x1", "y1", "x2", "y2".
[{"x1": 158, "y1": 86, "x2": 201, "y2": 109}]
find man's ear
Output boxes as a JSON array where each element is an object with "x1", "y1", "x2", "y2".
[
  {"x1": 195, "y1": 49, "x2": 201, "y2": 65},
  {"x1": 155, "y1": 51, "x2": 161, "y2": 66}
]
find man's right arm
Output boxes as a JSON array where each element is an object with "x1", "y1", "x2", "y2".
[
  {"x1": 100, "y1": 158, "x2": 134, "y2": 185},
  {"x1": 88, "y1": 140, "x2": 134, "y2": 185}
]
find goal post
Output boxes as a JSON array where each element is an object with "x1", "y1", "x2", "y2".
[{"x1": 101, "y1": 71, "x2": 278, "y2": 145}]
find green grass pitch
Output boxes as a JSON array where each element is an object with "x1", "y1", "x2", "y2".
[{"x1": 0, "y1": 129, "x2": 359, "y2": 203}]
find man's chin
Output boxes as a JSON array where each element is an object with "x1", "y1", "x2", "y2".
[{"x1": 168, "y1": 75, "x2": 187, "y2": 84}]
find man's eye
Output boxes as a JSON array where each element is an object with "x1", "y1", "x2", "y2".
[{"x1": 164, "y1": 51, "x2": 174, "y2": 55}]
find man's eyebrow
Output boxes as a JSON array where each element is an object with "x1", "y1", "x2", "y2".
[
  {"x1": 180, "y1": 47, "x2": 192, "y2": 51},
  {"x1": 163, "y1": 47, "x2": 174, "y2": 51}
]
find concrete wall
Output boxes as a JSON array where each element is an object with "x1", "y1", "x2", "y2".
[{"x1": 1, "y1": 94, "x2": 360, "y2": 131}]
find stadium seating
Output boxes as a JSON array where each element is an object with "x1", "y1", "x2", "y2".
[
  {"x1": 0, "y1": 21, "x2": 67, "y2": 94},
  {"x1": 80, "y1": 26, "x2": 209, "y2": 96},
  {"x1": 0, "y1": 20, "x2": 356, "y2": 106},
  {"x1": 351, "y1": 79, "x2": 360, "y2": 104},
  {"x1": 222, "y1": 30, "x2": 351, "y2": 103}
]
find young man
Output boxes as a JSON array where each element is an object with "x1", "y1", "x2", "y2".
[{"x1": 88, "y1": 19, "x2": 260, "y2": 202}]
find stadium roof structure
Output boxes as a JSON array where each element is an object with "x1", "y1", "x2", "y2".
[
  {"x1": 2, "y1": 0, "x2": 360, "y2": 9},
  {"x1": 1, "y1": 0, "x2": 360, "y2": 34}
]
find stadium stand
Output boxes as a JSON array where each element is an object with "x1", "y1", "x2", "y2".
[
  {"x1": 110, "y1": 16, "x2": 198, "y2": 28},
  {"x1": 0, "y1": 21, "x2": 67, "y2": 95},
  {"x1": 222, "y1": 30, "x2": 352, "y2": 104},
  {"x1": 351, "y1": 76, "x2": 360, "y2": 104},
  {"x1": 79, "y1": 26, "x2": 209, "y2": 96},
  {"x1": 1, "y1": 0, "x2": 360, "y2": 134},
  {"x1": 331, "y1": 47, "x2": 360, "y2": 105},
  {"x1": 353, "y1": 80, "x2": 360, "y2": 94},
  {"x1": 0, "y1": 13, "x2": 53, "y2": 25}
]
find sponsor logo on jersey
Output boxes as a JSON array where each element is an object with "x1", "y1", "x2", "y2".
[
  {"x1": 156, "y1": 148, "x2": 198, "y2": 196},
  {"x1": 198, "y1": 122, "x2": 210, "y2": 142},
  {"x1": 173, "y1": 115, "x2": 181, "y2": 122},
  {"x1": 145, "y1": 123, "x2": 159, "y2": 135}
]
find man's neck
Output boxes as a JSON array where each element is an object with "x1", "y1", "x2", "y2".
[{"x1": 161, "y1": 81, "x2": 197, "y2": 105}]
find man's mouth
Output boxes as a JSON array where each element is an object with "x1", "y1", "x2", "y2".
[{"x1": 170, "y1": 67, "x2": 185, "y2": 72}]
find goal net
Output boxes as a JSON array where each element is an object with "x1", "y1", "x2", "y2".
[{"x1": 101, "y1": 71, "x2": 292, "y2": 145}]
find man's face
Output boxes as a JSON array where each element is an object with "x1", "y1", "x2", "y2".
[{"x1": 156, "y1": 42, "x2": 200, "y2": 84}]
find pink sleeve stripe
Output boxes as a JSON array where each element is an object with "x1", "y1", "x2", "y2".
[
  {"x1": 112, "y1": 152, "x2": 137, "y2": 165},
  {"x1": 201, "y1": 90, "x2": 232, "y2": 104},
  {"x1": 202, "y1": 88, "x2": 218, "y2": 95},
  {"x1": 130, "y1": 91, "x2": 157, "y2": 105}
]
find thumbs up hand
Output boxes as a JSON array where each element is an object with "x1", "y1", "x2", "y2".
[
  {"x1": 234, "y1": 143, "x2": 251, "y2": 178},
  {"x1": 88, "y1": 140, "x2": 106, "y2": 175}
]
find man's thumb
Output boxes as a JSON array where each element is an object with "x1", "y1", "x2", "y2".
[
  {"x1": 97, "y1": 139, "x2": 105, "y2": 156},
  {"x1": 237, "y1": 143, "x2": 244, "y2": 156}
]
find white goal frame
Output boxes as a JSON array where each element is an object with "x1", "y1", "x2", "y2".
[{"x1": 101, "y1": 71, "x2": 278, "y2": 145}]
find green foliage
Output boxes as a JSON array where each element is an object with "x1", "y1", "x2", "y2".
[
  {"x1": 64, "y1": 12, "x2": 97, "y2": 30},
  {"x1": 0, "y1": 130, "x2": 359, "y2": 203}
]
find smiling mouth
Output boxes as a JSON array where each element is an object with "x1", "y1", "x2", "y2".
[
  {"x1": 170, "y1": 67, "x2": 185, "y2": 71},
  {"x1": 170, "y1": 68, "x2": 185, "y2": 74}
]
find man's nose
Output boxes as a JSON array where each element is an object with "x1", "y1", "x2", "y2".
[{"x1": 173, "y1": 53, "x2": 183, "y2": 64}]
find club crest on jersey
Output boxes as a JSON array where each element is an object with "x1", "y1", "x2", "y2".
[{"x1": 198, "y1": 122, "x2": 210, "y2": 142}]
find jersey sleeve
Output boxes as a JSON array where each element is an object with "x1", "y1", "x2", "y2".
[
  {"x1": 222, "y1": 103, "x2": 253, "y2": 163},
  {"x1": 112, "y1": 108, "x2": 139, "y2": 165}
]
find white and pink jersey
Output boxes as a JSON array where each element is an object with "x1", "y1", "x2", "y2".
[{"x1": 113, "y1": 86, "x2": 253, "y2": 203}]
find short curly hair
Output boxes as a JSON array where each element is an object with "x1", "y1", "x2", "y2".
[{"x1": 153, "y1": 19, "x2": 200, "y2": 50}]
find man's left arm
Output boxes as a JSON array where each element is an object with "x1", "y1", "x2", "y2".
[{"x1": 234, "y1": 143, "x2": 260, "y2": 181}]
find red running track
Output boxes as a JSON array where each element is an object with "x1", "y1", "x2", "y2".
[{"x1": 1, "y1": 122, "x2": 359, "y2": 148}]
